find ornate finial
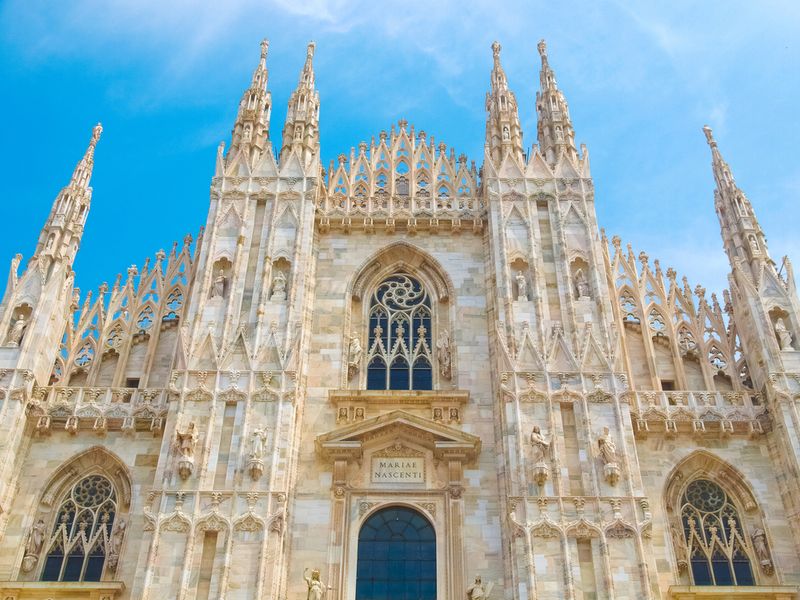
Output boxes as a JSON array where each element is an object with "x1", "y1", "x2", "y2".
[
  {"x1": 91, "y1": 123, "x2": 103, "y2": 146},
  {"x1": 702, "y1": 125, "x2": 716, "y2": 148},
  {"x1": 537, "y1": 39, "x2": 547, "y2": 57},
  {"x1": 492, "y1": 41, "x2": 501, "y2": 58},
  {"x1": 260, "y1": 39, "x2": 269, "y2": 60},
  {"x1": 307, "y1": 41, "x2": 315, "y2": 58},
  {"x1": 398, "y1": 118, "x2": 408, "y2": 130}
]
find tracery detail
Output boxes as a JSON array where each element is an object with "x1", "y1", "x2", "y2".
[
  {"x1": 366, "y1": 274, "x2": 433, "y2": 390},
  {"x1": 40, "y1": 474, "x2": 118, "y2": 582},
  {"x1": 680, "y1": 479, "x2": 755, "y2": 586}
]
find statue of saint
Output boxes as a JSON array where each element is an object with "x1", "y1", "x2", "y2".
[
  {"x1": 271, "y1": 271, "x2": 287, "y2": 302},
  {"x1": 515, "y1": 271, "x2": 528, "y2": 301},
  {"x1": 25, "y1": 519, "x2": 45, "y2": 556},
  {"x1": 211, "y1": 270, "x2": 226, "y2": 298},
  {"x1": 304, "y1": 567, "x2": 329, "y2": 600},
  {"x1": 575, "y1": 268, "x2": 590, "y2": 299},
  {"x1": 752, "y1": 528, "x2": 770, "y2": 563},
  {"x1": 6, "y1": 313, "x2": 27, "y2": 347},
  {"x1": 530, "y1": 425, "x2": 551, "y2": 464},
  {"x1": 466, "y1": 575, "x2": 493, "y2": 599},
  {"x1": 671, "y1": 523, "x2": 689, "y2": 569},
  {"x1": 437, "y1": 330, "x2": 452, "y2": 379},
  {"x1": 775, "y1": 318, "x2": 794, "y2": 351},
  {"x1": 598, "y1": 426, "x2": 618, "y2": 465},
  {"x1": 347, "y1": 335, "x2": 362, "y2": 377},
  {"x1": 176, "y1": 422, "x2": 198, "y2": 460},
  {"x1": 110, "y1": 519, "x2": 126, "y2": 556},
  {"x1": 250, "y1": 427, "x2": 267, "y2": 460}
]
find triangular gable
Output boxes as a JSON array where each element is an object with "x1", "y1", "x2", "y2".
[
  {"x1": 548, "y1": 329, "x2": 579, "y2": 371},
  {"x1": 316, "y1": 409, "x2": 481, "y2": 462},
  {"x1": 525, "y1": 148, "x2": 554, "y2": 179},
  {"x1": 252, "y1": 145, "x2": 278, "y2": 177}
]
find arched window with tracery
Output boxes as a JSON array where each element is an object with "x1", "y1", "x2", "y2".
[
  {"x1": 40, "y1": 474, "x2": 118, "y2": 582},
  {"x1": 366, "y1": 274, "x2": 433, "y2": 390},
  {"x1": 680, "y1": 478, "x2": 755, "y2": 586}
]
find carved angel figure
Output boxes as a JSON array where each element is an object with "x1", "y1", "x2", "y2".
[
  {"x1": 775, "y1": 318, "x2": 794, "y2": 351},
  {"x1": 437, "y1": 330, "x2": 452, "y2": 379},
  {"x1": 304, "y1": 567, "x2": 330, "y2": 600},
  {"x1": 6, "y1": 313, "x2": 27, "y2": 347},
  {"x1": 515, "y1": 271, "x2": 528, "y2": 301},
  {"x1": 598, "y1": 427, "x2": 618, "y2": 465},
  {"x1": 530, "y1": 425, "x2": 551, "y2": 464},
  {"x1": 176, "y1": 421, "x2": 198, "y2": 460}
]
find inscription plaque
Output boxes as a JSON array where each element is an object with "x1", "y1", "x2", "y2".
[{"x1": 371, "y1": 457, "x2": 425, "y2": 483}]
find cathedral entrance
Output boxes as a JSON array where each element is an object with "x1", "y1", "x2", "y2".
[{"x1": 355, "y1": 506, "x2": 436, "y2": 600}]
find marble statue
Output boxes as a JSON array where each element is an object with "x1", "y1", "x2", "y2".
[
  {"x1": 176, "y1": 422, "x2": 198, "y2": 460},
  {"x1": 271, "y1": 271, "x2": 287, "y2": 301},
  {"x1": 530, "y1": 425, "x2": 551, "y2": 464},
  {"x1": 250, "y1": 427, "x2": 267, "y2": 460},
  {"x1": 775, "y1": 318, "x2": 793, "y2": 351},
  {"x1": 304, "y1": 567, "x2": 329, "y2": 600},
  {"x1": 466, "y1": 575, "x2": 493, "y2": 599},
  {"x1": 6, "y1": 313, "x2": 27, "y2": 347},
  {"x1": 111, "y1": 519, "x2": 126, "y2": 556},
  {"x1": 515, "y1": 271, "x2": 528, "y2": 301},
  {"x1": 211, "y1": 270, "x2": 227, "y2": 298},
  {"x1": 575, "y1": 268, "x2": 590, "y2": 299},
  {"x1": 25, "y1": 518, "x2": 45, "y2": 556},
  {"x1": 671, "y1": 523, "x2": 689, "y2": 570},
  {"x1": 347, "y1": 334, "x2": 362, "y2": 378},
  {"x1": 752, "y1": 527, "x2": 770, "y2": 563},
  {"x1": 437, "y1": 330, "x2": 452, "y2": 379},
  {"x1": 598, "y1": 427, "x2": 617, "y2": 465}
]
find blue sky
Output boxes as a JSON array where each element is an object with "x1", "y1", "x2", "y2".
[{"x1": 1, "y1": 1, "x2": 798, "y2": 297}]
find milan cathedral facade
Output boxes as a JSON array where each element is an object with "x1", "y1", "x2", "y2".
[{"x1": 0, "y1": 39, "x2": 799, "y2": 600}]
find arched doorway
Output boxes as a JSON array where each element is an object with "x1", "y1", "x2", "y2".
[{"x1": 356, "y1": 506, "x2": 436, "y2": 600}]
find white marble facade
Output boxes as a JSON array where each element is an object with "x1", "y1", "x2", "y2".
[{"x1": 0, "y1": 39, "x2": 799, "y2": 600}]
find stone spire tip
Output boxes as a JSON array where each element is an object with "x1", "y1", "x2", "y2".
[
  {"x1": 702, "y1": 125, "x2": 716, "y2": 147},
  {"x1": 307, "y1": 41, "x2": 316, "y2": 58},
  {"x1": 260, "y1": 39, "x2": 269, "y2": 60},
  {"x1": 491, "y1": 41, "x2": 501, "y2": 58},
  {"x1": 537, "y1": 39, "x2": 547, "y2": 57}
]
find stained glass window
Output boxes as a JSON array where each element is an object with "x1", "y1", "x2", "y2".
[
  {"x1": 356, "y1": 506, "x2": 436, "y2": 600},
  {"x1": 41, "y1": 475, "x2": 116, "y2": 582},
  {"x1": 681, "y1": 479, "x2": 755, "y2": 586},
  {"x1": 366, "y1": 274, "x2": 433, "y2": 390}
]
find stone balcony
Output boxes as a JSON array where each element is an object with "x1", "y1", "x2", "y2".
[
  {"x1": 628, "y1": 390, "x2": 767, "y2": 439},
  {"x1": 317, "y1": 193, "x2": 485, "y2": 233}
]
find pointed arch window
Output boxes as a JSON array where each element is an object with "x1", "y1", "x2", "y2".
[
  {"x1": 41, "y1": 474, "x2": 117, "y2": 582},
  {"x1": 681, "y1": 479, "x2": 755, "y2": 586},
  {"x1": 366, "y1": 274, "x2": 433, "y2": 390}
]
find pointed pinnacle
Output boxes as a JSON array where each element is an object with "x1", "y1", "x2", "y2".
[
  {"x1": 260, "y1": 38, "x2": 269, "y2": 60},
  {"x1": 307, "y1": 41, "x2": 315, "y2": 58},
  {"x1": 492, "y1": 41, "x2": 501, "y2": 58},
  {"x1": 538, "y1": 39, "x2": 547, "y2": 59},
  {"x1": 702, "y1": 124, "x2": 716, "y2": 148}
]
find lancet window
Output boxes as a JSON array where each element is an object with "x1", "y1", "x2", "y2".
[
  {"x1": 366, "y1": 274, "x2": 433, "y2": 390},
  {"x1": 40, "y1": 474, "x2": 118, "y2": 582},
  {"x1": 680, "y1": 479, "x2": 755, "y2": 586}
]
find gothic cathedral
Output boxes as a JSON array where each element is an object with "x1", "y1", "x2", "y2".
[{"x1": 0, "y1": 39, "x2": 799, "y2": 600}]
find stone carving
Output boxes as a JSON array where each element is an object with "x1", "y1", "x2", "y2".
[
  {"x1": 574, "y1": 268, "x2": 590, "y2": 299},
  {"x1": 211, "y1": 269, "x2": 227, "y2": 298},
  {"x1": 466, "y1": 575, "x2": 493, "y2": 599},
  {"x1": 515, "y1": 271, "x2": 528, "y2": 301},
  {"x1": 437, "y1": 330, "x2": 452, "y2": 380},
  {"x1": 248, "y1": 427, "x2": 268, "y2": 481},
  {"x1": 175, "y1": 421, "x2": 198, "y2": 479},
  {"x1": 304, "y1": 567, "x2": 330, "y2": 600},
  {"x1": 598, "y1": 427, "x2": 620, "y2": 485},
  {"x1": 775, "y1": 318, "x2": 794, "y2": 351},
  {"x1": 6, "y1": 313, "x2": 27, "y2": 347},
  {"x1": 530, "y1": 425, "x2": 551, "y2": 486},
  {"x1": 270, "y1": 271, "x2": 287, "y2": 302},
  {"x1": 347, "y1": 335, "x2": 362, "y2": 379},
  {"x1": 107, "y1": 519, "x2": 126, "y2": 570},
  {"x1": 752, "y1": 527, "x2": 773, "y2": 574},
  {"x1": 21, "y1": 518, "x2": 46, "y2": 572},
  {"x1": 671, "y1": 524, "x2": 688, "y2": 572}
]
